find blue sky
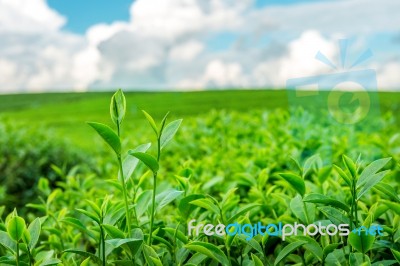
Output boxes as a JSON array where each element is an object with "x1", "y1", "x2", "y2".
[
  {"x1": 48, "y1": 0, "x2": 132, "y2": 34},
  {"x1": 0, "y1": 0, "x2": 399, "y2": 92},
  {"x1": 48, "y1": 0, "x2": 328, "y2": 34}
]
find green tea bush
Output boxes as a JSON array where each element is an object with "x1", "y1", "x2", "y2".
[
  {"x1": 0, "y1": 90, "x2": 399, "y2": 265},
  {"x1": 0, "y1": 120, "x2": 92, "y2": 210}
]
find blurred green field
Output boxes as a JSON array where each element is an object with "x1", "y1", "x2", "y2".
[{"x1": 1, "y1": 89, "x2": 399, "y2": 150}]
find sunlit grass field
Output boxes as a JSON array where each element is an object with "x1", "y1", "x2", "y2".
[{"x1": 1, "y1": 90, "x2": 399, "y2": 150}]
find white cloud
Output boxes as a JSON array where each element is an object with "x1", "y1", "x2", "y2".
[
  {"x1": 0, "y1": 0, "x2": 65, "y2": 33},
  {"x1": 169, "y1": 40, "x2": 204, "y2": 62},
  {"x1": 0, "y1": 0, "x2": 399, "y2": 92},
  {"x1": 251, "y1": 0, "x2": 400, "y2": 36},
  {"x1": 278, "y1": 30, "x2": 337, "y2": 81},
  {"x1": 377, "y1": 61, "x2": 400, "y2": 90},
  {"x1": 0, "y1": 58, "x2": 17, "y2": 88},
  {"x1": 178, "y1": 59, "x2": 247, "y2": 89}
]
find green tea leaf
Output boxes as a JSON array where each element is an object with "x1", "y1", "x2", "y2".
[
  {"x1": 237, "y1": 235, "x2": 263, "y2": 254},
  {"x1": 293, "y1": 236, "x2": 323, "y2": 262},
  {"x1": 136, "y1": 190, "x2": 152, "y2": 218},
  {"x1": 60, "y1": 217, "x2": 88, "y2": 232},
  {"x1": 7, "y1": 216, "x2": 26, "y2": 241},
  {"x1": 22, "y1": 227, "x2": 31, "y2": 246},
  {"x1": 274, "y1": 240, "x2": 307, "y2": 266},
  {"x1": 185, "y1": 253, "x2": 208, "y2": 265},
  {"x1": 143, "y1": 244, "x2": 162, "y2": 266},
  {"x1": 357, "y1": 170, "x2": 389, "y2": 200},
  {"x1": 391, "y1": 249, "x2": 400, "y2": 264},
  {"x1": 179, "y1": 194, "x2": 205, "y2": 219},
  {"x1": 102, "y1": 224, "x2": 125, "y2": 239},
  {"x1": 63, "y1": 249, "x2": 102, "y2": 264},
  {"x1": 163, "y1": 227, "x2": 188, "y2": 244},
  {"x1": 303, "y1": 193, "x2": 350, "y2": 212},
  {"x1": 323, "y1": 243, "x2": 342, "y2": 258},
  {"x1": 227, "y1": 203, "x2": 261, "y2": 224},
  {"x1": 373, "y1": 183, "x2": 400, "y2": 203},
  {"x1": 318, "y1": 166, "x2": 332, "y2": 184},
  {"x1": 80, "y1": 257, "x2": 91, "y2": 266},
  {"x1": 39, "y1": 258, "x2": 62, "y2": 265},
  {"x1": 129, "y1": 152, "x2": 159, "y2": 173},
  {"x1": 185, "y1": 241, "x2": 229, "y2": 265},
  {"x1": 122, "y1": 142, "x2": 151, "y2": 181},
  {"x1": 380, "y1": 200, "x2": 400, "y2": 215},
  {"x1": 251, "y1": 253, "x2": 264, "y2": 266},
  {"x1": 357, "y1": 158, "x2": 391, "y2": 189},
  {"x1": 159, "y1": 112, "x2": 170, "y2": 136},
  {"x1": 370, "y1": 260, "x2": 398, "y2": 266},
  {"x1": 27, "y1": 217, "x2": 41, "y2": 249},
  {"x1": 110, "y1": 89, "x2": 126, "y2": 126},
  {"x1": 160, "y1": 119, "x2": 182, "y2": 149},
  {"x1": 343, "y1": 155, "x2": 357, "y2": 178},
  {"x1": 155, "y1": 189, "x2": 184, "y2": 211},
  {"x1": 303, "y1": 154, "x2": 322, "y2": 178},
  {"x1": 142, "y1": 110, "x2": 158, "y2": 136},
  {"x1": 349, "y1": 253, "x2": 370, "y2": 266},
  {"x1": 105, "y1": 238, "x2": 143, "y2": 258},
  {"x1": 0, "y1": 231, "x2": 17, "y2": 252},
  {"x1": 325, "y1": 249, "x2": 346, "y2": 266},
  {"x1": 318, "y1": 206, "x2": 350, "y2": 225},
  {"x1": 87, "y1": 122, "x2": 121, "y2": 156},
  {"x1": 190, "y1": 198, "x2": 220, "y2": 215},
  {"x1": 291, "y1": 194, "x2": 314, "y2": 224},
  {"x1": 85, "y1": 200, "x2": 102, "y2": 218},
  {"x1": 333, "y1": 164, "x2": 352, "y2": 187},
  {"x1": 279, "y1": 173, "x2": 305, "y2": 196},
  {"x1": 76, "y1": 208, "x2": 100, "y2": 224},
  {"x1": 348, "y1": 231, "x2": 375, "y2": 253}
]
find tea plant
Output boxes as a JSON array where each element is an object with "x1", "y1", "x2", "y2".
[{"x1": 0, "y1": 89, "x2": 399, "y2": 265}]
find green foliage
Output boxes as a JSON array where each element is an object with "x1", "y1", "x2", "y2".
[
  {"x1": 7, "y1": 215, "x2": 26, "y2": 242},
  {"x1": 87, "y1": 122, "x2": 121, "y2": 156},
  {"x1": 0, "y1": 89, "x2": 399, "y2": 265},
  {"x1": 0, "y1": 120, "x2": 92, "y2": 210},
  {"x1": 348, "y1": 231, "x2": 375, "y2": 254},
  {"x1": 129, "y1": 152, "x2": 159, "y2": 173}
]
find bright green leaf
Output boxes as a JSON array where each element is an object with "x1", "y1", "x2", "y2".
[
  {"x1": 121, "y1": 143, "x2": 151, "y2": 181},
  {"x1": 110, "y1": 89, "x2": 126, "y2": 126},
  {"x1": 142, "y1": 110, "x2": 158, "y2": 136},
  {"x1": 357, "y1": 158, "x2": 391, "y2": 188},
  {"x1": 348, "y1": 231, "x2": 375, "y2": 254},
  {"x1": 391, "y1": 249, "x2": 400, "y2": 264},
  {"x1": 185, "y1": 241, "x2": 229, "y2": 265},
  {"x1": 190, "y1": 198, "x2": 220, "y2": 215},
  {"x1": 274, "y1": 241, "x2": 307, "y2": 266},
  {"x1": 279, "y1": 173, "x2": 305, "y2": 196},
  {"x1": 303, "y1": 193, "x2": 350, "y2": 212},
  {"x1": 357, "y1": 170, "x2": 390, "y2": 200},
  {"x1": 129, "y1": 152, "x2": 159, "y2": 173},
  {"x1": 343, "y1": 155, "x2": 357, "y2": 178},
  {"x1": 87, "y1": 122, "x2": 121, "y2": 156},
  {"x1": 333, "y1": 164, "x2": 352, "y2": 187},
  {"x1": 160, "y1": 119, "x2": 182, "y2": 150},
  {"x1": 27, "y1": 218, "x2": 41, "y2": 249},
  {"x1": 7, "y1": 216, "x2": 26, "y2": 242}
]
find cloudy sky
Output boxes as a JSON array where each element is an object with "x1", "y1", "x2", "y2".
[{"x1": 0, "y1": 0, "x2": 399, "y2": 93}]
